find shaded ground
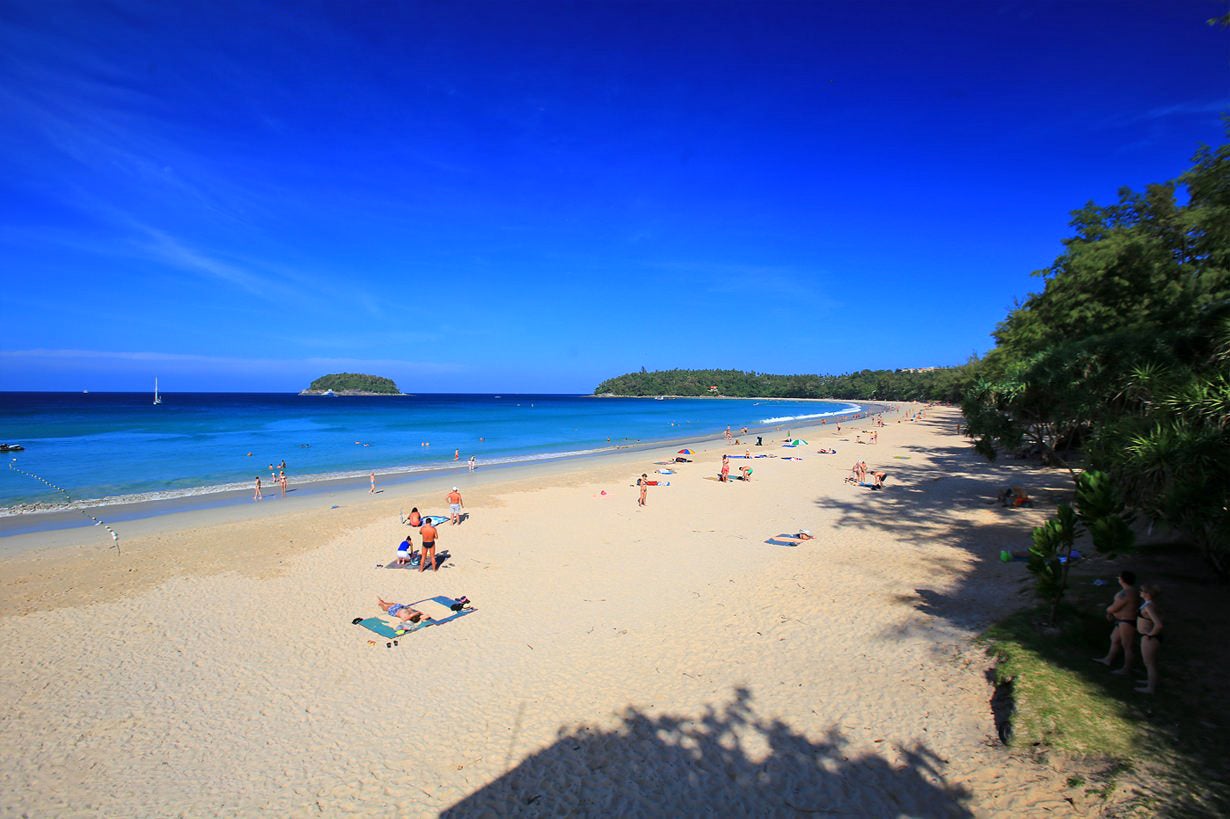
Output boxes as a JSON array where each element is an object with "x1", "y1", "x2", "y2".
[{"x1": 444, "y1": 687, "x2": 973, "y2": 817}]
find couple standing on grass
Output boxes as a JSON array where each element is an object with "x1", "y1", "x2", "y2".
[{"x1": 1094, "y1": 570, "x2": 1165, "y2": 695}]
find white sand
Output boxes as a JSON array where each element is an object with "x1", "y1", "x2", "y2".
[{"x1": 0, "y1": 405, "x2": 1092, "y2": 815}]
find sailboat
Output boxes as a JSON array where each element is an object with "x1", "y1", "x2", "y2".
[{"x1": 153, "y1": 378, "x2": 162, "y2": 405}]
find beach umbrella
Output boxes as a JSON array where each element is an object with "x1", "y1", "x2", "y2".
[
  {"x1": 791, "y1": 439, "x2": 808, "y2": 446},
  {"x1": 677, "y1": 448, "x2": 694, "y2": 455}
]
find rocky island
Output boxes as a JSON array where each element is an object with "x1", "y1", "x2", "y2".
[{"x1": 299, "y1": 373, "x2": 405, "y2": 396}]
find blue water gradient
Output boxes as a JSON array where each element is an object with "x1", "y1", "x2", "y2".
[{"x1": 0, "y1": 393, "x2": 859, "y2": 511}]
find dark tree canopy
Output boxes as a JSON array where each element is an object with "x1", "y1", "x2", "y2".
[{"x1": 963, "y1": 138, "x2": 1230, "y2": 573}]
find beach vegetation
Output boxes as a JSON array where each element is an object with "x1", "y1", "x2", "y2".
[
  {"x1": 1027, "y1": 470, "x2": 1135, "y2": 623},
  {"x1": 962, "y1": 137, "x2": 1230, "y2": 575},
  {"x1": 302, "y1": 373, "x2": 402, "y2": 395},
  {"x1": 595, "y1": 365, "x2": 973, "y2": 403},
  {"x1": 984, "y1": 551, "x2": 1230, "y2": 815}
]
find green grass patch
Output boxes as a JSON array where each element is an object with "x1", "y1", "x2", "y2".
[{"x1": 984, "y1": 607, "x2": 1139, "y2": 759}]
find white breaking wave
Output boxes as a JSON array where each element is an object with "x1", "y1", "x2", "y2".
[{"x1": 759, "y1": 405, "x2": 861, "y2": 424}]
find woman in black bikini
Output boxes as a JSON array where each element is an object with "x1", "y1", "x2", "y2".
[
  {"x1": 1135, "y1": 585, "x2": 1164, "y2": 694},
  {"x1": 1093, "y1": 570, "x2": 1139, "y2": 675}
]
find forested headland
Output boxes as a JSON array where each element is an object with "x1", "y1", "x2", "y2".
[{"x1": 594, "y1": 367, "x2": 970, "y2": 403}]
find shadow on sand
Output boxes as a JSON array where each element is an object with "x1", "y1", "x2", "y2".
[{"x1": 444, "y1": 687, "x2": 972, "y2": 817}]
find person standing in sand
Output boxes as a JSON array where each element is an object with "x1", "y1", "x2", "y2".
[
  {"x1": 637, "y1": 474, "x2": 648, "y2": 506},
  {"x1": 1094, "y1": 570, "x2": 1139, "y2": 675},
  {"x1": 278, "y1": 470, "x2": 287, "y2": 497},
  {"x1": 370, "y1": 472, "x2": 376, "y2": 494},
  {"x1": 419, "y1": 520, "x2": 438, "y2": 572},
  {"x1": 447, "y1": 487, "x2": 464, "y2": 524},
  {"x1": 253, "y1": 476, "x2": 263, "y2": 501},
  {"x1": 720, "y1": 455, "x2": 730, "y2": 483}
]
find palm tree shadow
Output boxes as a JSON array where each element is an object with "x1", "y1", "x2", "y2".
[{"x1": 444, "y1": 687, "x2": 972, "y2": 817}]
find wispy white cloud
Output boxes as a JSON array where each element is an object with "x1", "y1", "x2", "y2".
[
  {"x1": 0, "y1": 348, "x2": 463, "y2": 374},
  {"x1": 1133, "y1": 99, "x2": 1230, "y2": 123}
]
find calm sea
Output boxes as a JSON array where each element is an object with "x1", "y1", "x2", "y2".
[
  {"x1": 0, "y1": 391, "x2": 856, "y2": 511},
  {"x1": 0, "y1": 392, "x2": 859, "y2": 512}
]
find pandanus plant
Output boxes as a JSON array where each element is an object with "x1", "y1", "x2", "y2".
[{"x1": 1028, "y1": 470, "x2": 1135, "y2": 624}]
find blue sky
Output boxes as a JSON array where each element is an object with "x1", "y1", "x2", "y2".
[{"x1": 1, "y1": 0, "x2": 1226, "y2": 393}]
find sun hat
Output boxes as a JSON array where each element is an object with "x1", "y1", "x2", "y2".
[
  {"x1": 800, "y1": 529, "x2": 811, "y2": 536},
  {"x1": 452, "y1": 486, "x2": 458, "y2": 490}
]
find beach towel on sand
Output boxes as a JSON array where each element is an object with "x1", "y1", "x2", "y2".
[
  {"x1": 355, "y1": 596, "x2": 476, "y2": 639},
  {"x1": 765, "y1": 532, "x2": 810, "y2": 547}
]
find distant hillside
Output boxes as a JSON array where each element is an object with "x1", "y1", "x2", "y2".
[
  {"x1": 594, "y1": 367, "x2": 971, "y2": 402},
  {"x1": 300, "y1": 373, "x2": 403, "y2": 395}
]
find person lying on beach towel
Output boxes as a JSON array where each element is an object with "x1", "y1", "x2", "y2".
[
  {"x1": 765, "y1": 529, "x2": 815, "y2": 546},
  {"x1": 377, "y1": 597, "x2": 425, "y2": 623}
]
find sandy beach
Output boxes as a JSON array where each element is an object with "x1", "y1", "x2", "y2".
[{"x1": 0, "y1": 404, "x2": 1092, "y2": 815}]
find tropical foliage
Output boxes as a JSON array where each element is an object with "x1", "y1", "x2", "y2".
[
  {"x1": 304, "y1": 373, "x2": 401, "y2": 394},
  {"x1": 594, "y1": 366, "x2": 972, "y2": 403},
  {"x1": 964, "y1": 139, "x2": 1230, "y2": 573},
  {"x1": 1028, "y1": 471, "x2": 1135, "y2": 623}
]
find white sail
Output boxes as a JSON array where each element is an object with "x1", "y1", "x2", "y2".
[{"x1": 153, "y1": 378, "x2": 161, "y2": 405}]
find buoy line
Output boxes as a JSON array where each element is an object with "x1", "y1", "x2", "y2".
[{"x1": 7, "y1": 458, "x2": 121, "y2": 554}]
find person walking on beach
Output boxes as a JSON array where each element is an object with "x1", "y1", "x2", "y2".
[
  {"x1": 468, "y1": 455, "x2": 476, "y2": 472},
  {"x1": 1094, "y1": 570, "x2": 1139, "y2": 675},
  {"x1": 253, "y1": 476, "x2": 263, "y2": 501},
  {"x1": 638, "y1": 474, "x2": 648, "y2": 506},
  {"x1": 447, "y1": 487, "x2": 464, "y2": 524},
  {"x1": 370, "y1": 471, "x2": 377, "y2": 493},
  {"x1": 720, "y1": 455, "x2": 730, "y2": 483},
  {"x1": 419, "y1": 520, "x2": 438, "y2": 572},
  {"x1": 278, "y1": 469, "x2": 287, "y2": 497}
]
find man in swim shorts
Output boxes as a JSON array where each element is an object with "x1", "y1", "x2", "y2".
[
  {"x1": 378, "y1": 597, "x2": 424, "y2": 623},
  {"x1": 419, "y1": 520, "x2": 439, "y2": 572},
  {"x1": 447, "y1": 487, "x2": 464, "y2": 525}
]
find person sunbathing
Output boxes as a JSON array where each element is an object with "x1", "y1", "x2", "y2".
[
  {"x1": 404, "y1": 507, "x2": 423, "y2": 526},
  {"x1": 377, "y1": 597, "x2": 425, "y2": 623},
  {"x1": 794, "y1": 529, "x2": 815, "y2": 540}
]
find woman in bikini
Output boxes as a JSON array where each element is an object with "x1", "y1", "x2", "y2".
[
  {"x1": 1093, "y1": 570, "x2": 1139, "y2": 675},
  {"x1": 1135, "y1": 585, "x2": 1164, "y2": 694}
]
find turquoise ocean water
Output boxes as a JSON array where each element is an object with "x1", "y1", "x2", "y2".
[{"x1": 0, "y1": 393, "x2": 860, "y2": 512}]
